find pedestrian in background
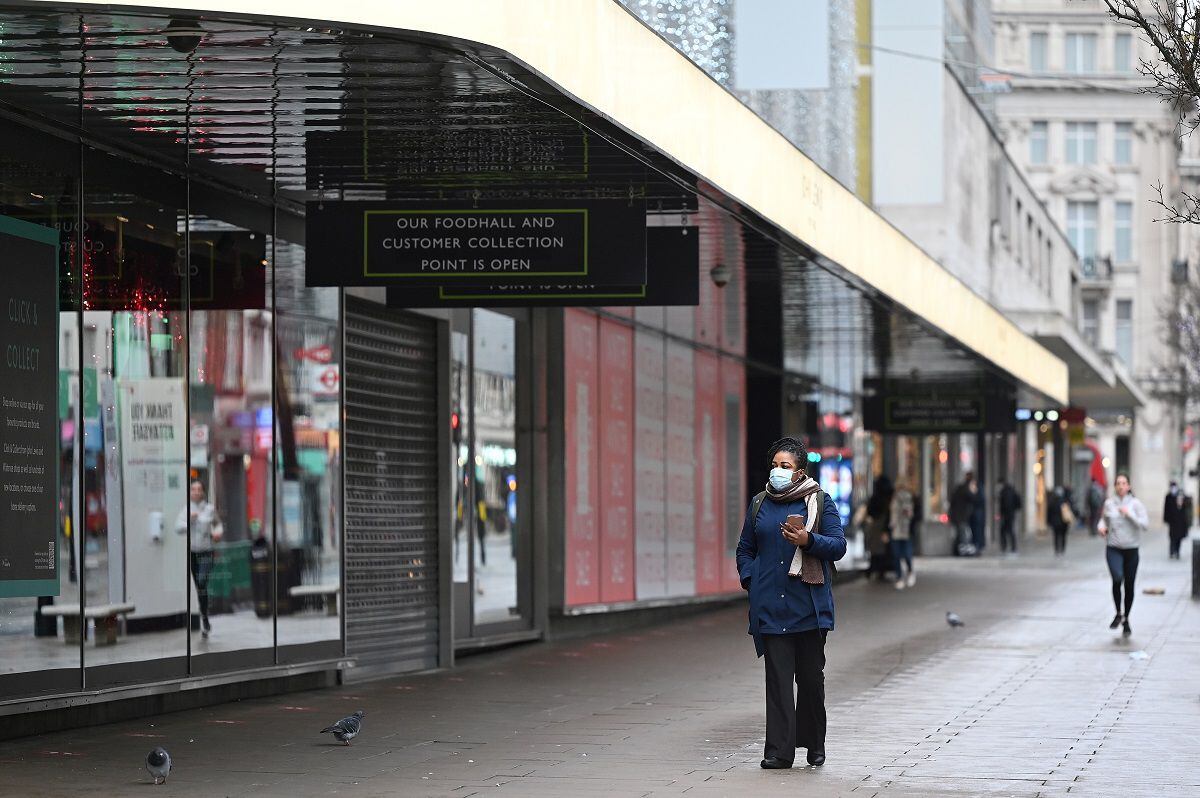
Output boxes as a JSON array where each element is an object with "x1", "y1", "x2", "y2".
[
  {"x1": 997, "y1": 478, "x2": 1022, "y2": 556},
  {"x1": 736, "y1": 436, "x2": 847, "y2": 769},
  {"x1": 949, "y1": 473, "x2": 977, "y2": 556},
  {"x1": 1086, "y1": 479, "x2": 1105, "y2": 536},
  {"x1": 1099, "y1": 473, "x2": 1149, "y2": 638},
  {"x1": 969, "y1": 479, "x2": 987, "y2": 555},
  {"x1": 1046, "y1": 485, "x2": 1072, "y2": 557},
  {"x1": 175, "y1": 480, "x2": 223, "y2": 639},
  {"x1": 863, "y1": 475, "x2": 894, "y2": 581},
  {"x1": 1163, "y1": 480, "x2": 1192, "y2": 560},
  {"x1": 889, "y1": 479, "x2": 916, "y2": 589}
]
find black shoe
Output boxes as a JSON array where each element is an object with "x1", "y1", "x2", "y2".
[
  {"x1": 1109, "y1": 614, "x2": 1122, "y2": 630},
  {"x1": 1122, "y1": 620, "x2": 1131, "y2": 638},
  {"x1": 760, "y1": 757, "x2": 792, "y2": 769},
  {"x1": 806, "y1": 749, "x2": 826, "y2": 766}
]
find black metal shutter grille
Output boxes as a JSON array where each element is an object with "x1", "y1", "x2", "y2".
[{"x1": 344, "y1": 298, "x2": 439, "y2": 676}]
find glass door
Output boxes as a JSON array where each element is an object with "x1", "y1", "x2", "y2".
[{"x1": 451, "y1": 309, "x2": 531, "y2": 642}]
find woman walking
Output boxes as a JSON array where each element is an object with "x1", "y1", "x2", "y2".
[
  {"x1": 1046, "y1": 485, "x2": 1072, "y2": 557},
  {"x1": 863, "y1": 475, "x2": 893, "y2": 580},
  {"x1": 1098, "y1": 473, "x2": 1149, "y2": 638},
  {"x1": 737, "y1": 437, "x2": 847, "y2": 769},
  {"x1": 890, "y1": 479, "x2": 916, "y2": 589},
  {"x1": 175, "y1": 480, "x2": 223, "y2": 639}
]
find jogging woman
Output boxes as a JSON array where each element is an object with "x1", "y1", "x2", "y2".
[{"x1": 1097, "y1": 473, "x2": 1149, "y2": 638}]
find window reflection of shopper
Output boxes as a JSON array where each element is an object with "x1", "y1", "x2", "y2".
[
  {"x1": 175, "y1": 480, "x2": 223, "y2": 639},
  {"x1": 1097, "y1": 473, "x2": 1148, "y2": 639}
]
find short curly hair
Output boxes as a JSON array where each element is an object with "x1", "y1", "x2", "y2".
[{"x1": 767, "y1": 436, "x2": 808, "y2": 465}]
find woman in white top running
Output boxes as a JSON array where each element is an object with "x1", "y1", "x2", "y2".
[{"x1": 1097, "y1": 473, "x2": 1149, "y2": 638}]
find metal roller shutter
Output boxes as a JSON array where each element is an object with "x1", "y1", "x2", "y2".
[{"x1": 344, "y1": 297, "x2": 440, "y2": 677}]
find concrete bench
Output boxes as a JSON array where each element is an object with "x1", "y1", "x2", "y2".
[
  {"x1": 288, "y1": 583, "x2": 340, "y2": 616},
  {"x1": 40, "y1": 602, "x2": 136, "y2": 646}
]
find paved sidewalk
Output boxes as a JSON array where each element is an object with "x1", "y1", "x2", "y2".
[{"x1": 2, "y1": 532, "x2": 1197, "y2": 797}]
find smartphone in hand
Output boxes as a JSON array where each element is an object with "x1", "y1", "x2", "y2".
[{"x1": 784, "y1": 514, "x2": 805, "y2": 528}]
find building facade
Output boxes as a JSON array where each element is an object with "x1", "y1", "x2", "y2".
[
  {"x1": 994, "y1": 0, "x2": 1185, "y2": 502},
  {"x1": 0, "y1": 0, "x2": 1067, "y2": 734}
]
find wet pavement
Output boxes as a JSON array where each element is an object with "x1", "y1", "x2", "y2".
[{"x1": 2, "y1": 530, "x2": 1197, "y2": 797}]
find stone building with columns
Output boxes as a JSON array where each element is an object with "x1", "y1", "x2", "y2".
[{"x1": 993, "y1": 0, "x2": 1184, "y2": 504}]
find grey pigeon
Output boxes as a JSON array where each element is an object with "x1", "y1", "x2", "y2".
[
  {"x1": 145, "y1": 747, "x2": 171, "y2": 785},
  {"x1": 946, "y1": 611, "x2": 964, "y2": 628},
  {"x1": 320, "y1": 709, "x2": 364, "y2": 745}
]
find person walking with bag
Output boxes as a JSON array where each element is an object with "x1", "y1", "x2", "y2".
[
  {"x1": 737, "y1": 437, "x2": 846, "y2": 770},
  {"x1": 997, "y1": 478, "x2": 1022, "y2": 555},
  {"x1": 889, "y1": 479, "x2": 916, "y2": 589},
  {"x1": 1046, "y1": 485, "x2": 1072, "y2": 557},
  {"x1": 1098, "y1": 473, "x2": 1149, "y2": 638},
  {"x1": 949, "y1": 474, "x2": 977, "y2": 556}
]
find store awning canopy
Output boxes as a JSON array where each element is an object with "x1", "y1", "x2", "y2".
[
  {"x1": 1009, "y1": 311, "x2": 1147, "y2": 411},
  {"x1": 9, "y1": 0, "x2": 1068, "y2": 405}
]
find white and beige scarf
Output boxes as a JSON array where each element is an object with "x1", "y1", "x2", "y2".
[{"x1": 764, "y1": 474, "x2": 825, "y2": 584}]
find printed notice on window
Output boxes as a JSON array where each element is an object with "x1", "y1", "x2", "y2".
[{"x1": 0, "y1": 216, "x2": 59, "y2": 598}]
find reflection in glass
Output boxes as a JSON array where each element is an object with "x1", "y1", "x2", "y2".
[
  {"x1": 275, "y1": 235, "x2": 342, "y2": 654},
  {"x1": 471, "y1": 310, "x2": 519, "y2": 626},
  {"x1": 0, "y1": 121, "x2": 81, "y2": 697},
  {"x1": 450, "y1": 313, "x2": 470, "y2": 590},
  {"x1": 187, "y1": 213, "x2": 274, "y2": 666},
  {"x1": 81, "y1": 147, "x2": 189, "y2": 684}
]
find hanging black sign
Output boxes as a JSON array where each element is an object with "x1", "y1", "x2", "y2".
[
  {"x1": 305, "y1": 199, "x2": 646, "y2": 287},
  {"x1": 862, "y1": 378, "x2": 1016, "y2": 434},
  {"x1": 386, "y1": 226, "x2": 698, "y2": 308},
  {"x1": 0, "y1": 215, "x2": 59, "y2": 598}
]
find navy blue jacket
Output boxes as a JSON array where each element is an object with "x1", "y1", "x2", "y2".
[{"x1": 736, "y1": 493, "x2": 847, "y2": 657}]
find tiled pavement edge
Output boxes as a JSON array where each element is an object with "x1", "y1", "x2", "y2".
[{"x1": 1, "y1": 533, "x2": 1196, "y2": 797}]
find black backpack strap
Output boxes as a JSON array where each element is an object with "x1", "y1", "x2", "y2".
[
  {"x1": 750, "y1": 491, "x2": 768, "y2": 523},
  {"x1": 815, "y1": 489, "x2": 838, "y2": 579}
]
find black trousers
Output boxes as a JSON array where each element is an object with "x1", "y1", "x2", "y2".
[
  {"x1": 1106, "y1": 546, "x2": 1139, "y2": 618},
  {"x1": 1052, "y1": 524, "x2": 1068, "y2": 554},
  {"x1": 762, "y1": 629, "x2": 827, "y2": 763},
  {"x1": 190, "y1": 551, "x2": 214, "y2": 619},
  {"x1": 999, "y1": 516, "x2": 1017, "y2": 552},
  {"x1": 1169, "y1": 532, "x2": 1185, "y2": 558}
]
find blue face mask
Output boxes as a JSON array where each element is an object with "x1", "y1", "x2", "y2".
[{"x1": 769, "y1": 467, "x2": 794, "y2": 491}]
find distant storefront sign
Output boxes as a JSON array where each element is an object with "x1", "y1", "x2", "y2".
[
  {"x1": 305, "y1": 199, "x2": 646, "y2": 287},
  {"x1": 0, "y1": 215, "x2": 59, "y2": 598},
  {"x1": 387, "y1": 226, "x2": 699, "y2": 308},
  {"x1": 884, "y1": 397, "x2": 986, "y2": 431},
  {"x1": 863, "y1": 379, "x2": 1016, "y2": 434},
  {"x1": 306, "y1": 125, "x2": 590, "y2": 187}
]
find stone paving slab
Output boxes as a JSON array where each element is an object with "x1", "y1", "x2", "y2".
[{"x1": 2, "y1": 532, "x2": 1199, "y2": 796}]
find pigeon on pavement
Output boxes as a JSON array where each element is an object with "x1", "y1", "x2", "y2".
[
  {"x1": 320, "y1": 710, "x2": 365, "y2": 745},
  {"x1": 946, "y1": 611, "x2": 964, "y2": 628},
  {"x1": 146, "y1": 747, "x2": 171, "y2": 785}
]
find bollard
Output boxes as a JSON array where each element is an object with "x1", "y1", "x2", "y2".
[{"x1": 1193, "y1": 539, "x2": 1200, "y2": 599}]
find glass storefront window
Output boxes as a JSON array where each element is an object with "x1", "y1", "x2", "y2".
[
  {"x1": 81, "y1": 146, "x2": 190, "y2": 687},
  {"x1": 187, "y1": 201, "x2": 275, "y2": 670},
  {"x1": 471, "y1": 310, "x2": 519, "y2": 627},
  {"x1": 0, "y1": 107, "x2": 346, "y2": 700},
  {"x1": 274, "y1": 233, "x2": 342, "y2": 658},
  {"x1": 0, "y1": 122, "x2": 81, "y2": 699},
  {"x1": 449, "y1": 309, "x2": 527, "y2": 639}
]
